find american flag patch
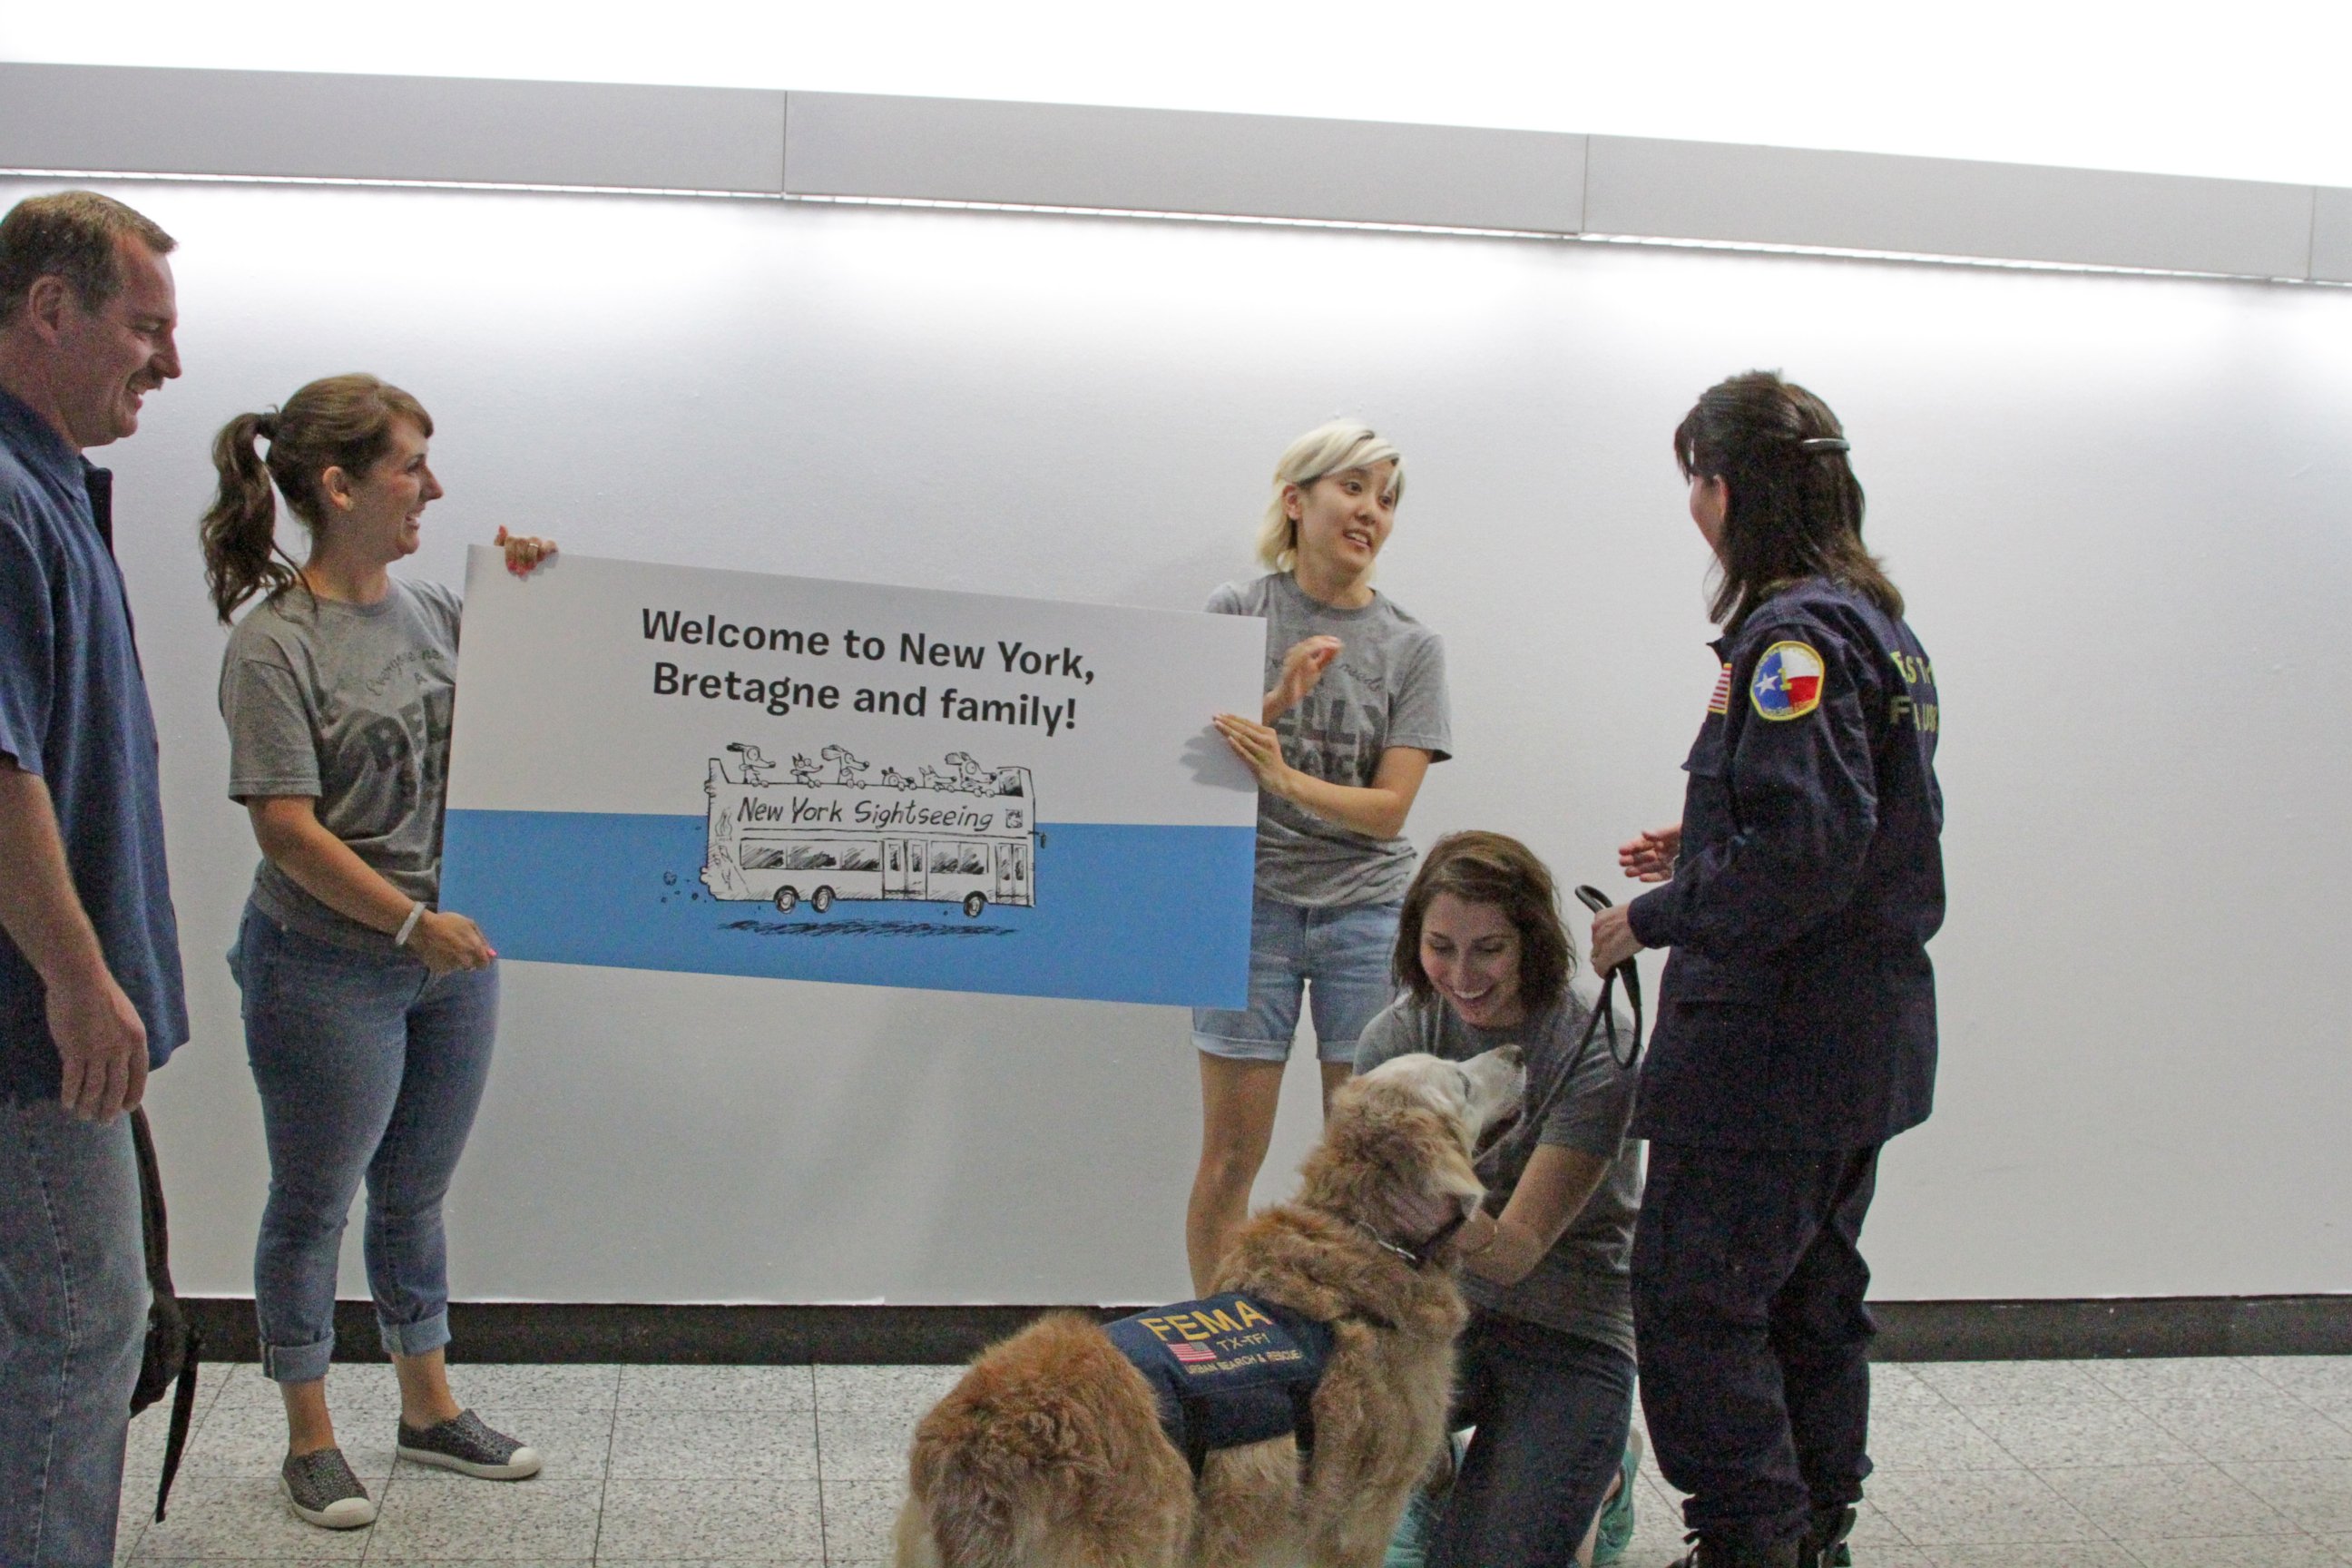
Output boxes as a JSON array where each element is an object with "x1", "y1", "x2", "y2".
[
  {"x1": 1170, "y1": 1343, "x2": 1219, "y2": 1363},
  {"x1": 1708, "y1": 662, "x2": 1732, "y2": 715}
]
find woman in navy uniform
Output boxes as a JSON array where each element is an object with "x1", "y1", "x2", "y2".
[{"x1": 1589, "y1": 371, "x2": 1943, "y2": 1568}]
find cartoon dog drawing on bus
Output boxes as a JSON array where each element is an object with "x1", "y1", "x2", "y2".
[{"x1": 702, "y1": 746, "x2": 1037, "y2": 917}]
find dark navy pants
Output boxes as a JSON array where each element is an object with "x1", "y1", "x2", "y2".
[{"x1": 1632, "y1": 1143, "x2": 1880, "y2": 1553}]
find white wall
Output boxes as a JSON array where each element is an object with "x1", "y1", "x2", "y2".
[{"x1": 15, "y1": 174, "x2": 2349, "y2": 1307}]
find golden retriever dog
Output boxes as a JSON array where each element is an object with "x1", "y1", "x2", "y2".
[{"x1": 894, "y1": 1046, "x2": 1525, "y2": 1568}]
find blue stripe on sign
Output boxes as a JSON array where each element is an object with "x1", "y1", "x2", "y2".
[{"x1": 439, "y1": 811, "x2": 1256, "y2": 1007}]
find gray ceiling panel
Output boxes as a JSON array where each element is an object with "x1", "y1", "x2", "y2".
[
  {"x1": 2312, "y1": 189, "x2": 2352, "y2": 284},
  {"x1": 784, "y1": 92, "x2": 1585, "y2": 234},
  {"x1": 0, "y1": 64, "x2": 786, "y2": 194},
  {"x1": 1585, "y1": 135, "x2": 2316, "y2": 279}
]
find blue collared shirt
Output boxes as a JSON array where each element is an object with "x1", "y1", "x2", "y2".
[{"x1": 0, "y1": 385, "x2": 187, "y2": 1100}]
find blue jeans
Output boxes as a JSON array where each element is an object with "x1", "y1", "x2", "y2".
[
  {"x1": 1429, "y1": 1311, "x2": 1637, "y2": 1568},
  {"x1": 1191, "y1": 895, "x2": 1402, "y2": 1063},
  {"x1": 0, "y1": 1095, "x2": 147, "y2": 1567},
  {"x1": 231, "y1": 904, "x2": 498, "y2": 1385}
]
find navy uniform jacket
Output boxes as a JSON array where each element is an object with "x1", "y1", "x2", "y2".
[{"x1": 1626, "y1": 577, "x2": 1942, "y2": 1151}]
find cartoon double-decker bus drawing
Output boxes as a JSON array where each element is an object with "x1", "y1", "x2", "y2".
[{"x1": 701, "y1": 743, "x2": 1037, "y2": 918}]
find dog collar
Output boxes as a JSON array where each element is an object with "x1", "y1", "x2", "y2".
[{"x1": 1356, "y1": 1212, "x2": 1467, "y2": 1271}]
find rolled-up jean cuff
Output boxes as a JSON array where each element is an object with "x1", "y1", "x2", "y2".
[
  {"x1": 379, "y1": 1310, "x2": 451, "y2": 1360},
  {"x1": 260, "y1": 1336, "x2": 336, "y2": 1386}
]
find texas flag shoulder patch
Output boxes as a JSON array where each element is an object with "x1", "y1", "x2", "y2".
[{"x1": 1749, "y1": 642, "x2": 1826, "y2": 721}]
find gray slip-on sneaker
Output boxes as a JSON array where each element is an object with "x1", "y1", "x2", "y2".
[
  {"x1": 280, "y1": 1446, "x2": 376, "y2": 1528},
  {"x1": 395, "y1": 1409, "x2": 543, "y2": 1480}
]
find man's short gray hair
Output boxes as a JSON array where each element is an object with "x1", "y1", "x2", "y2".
[{"x1": 0, "y1": 191, "x2": 177, "y2": 326}]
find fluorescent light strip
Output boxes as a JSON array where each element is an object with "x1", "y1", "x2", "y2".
[{"x1": 7, "y1": 164, "x2": 2347, "y2": 287}]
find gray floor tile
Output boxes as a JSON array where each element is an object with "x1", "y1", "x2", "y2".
[
  {"x1": 441, "y1": 1364, "x2": 622, "y2": 1412},
  {"x1": 206, "y1": 1363, "x2": 404, "y2": 1423},
  {"x1": 2037, "y1": 1462, "x2": 2295, "y2": 1541},
  {"x1": 2087, "y1": 1357, "x2": 2279, "y2": 1403},
  {"x1": 1865, "y1": 1468, "x2": 2104, "y2": 1544},
  {"x1": 2122, "y1": 1537, "x2": 2348, "y2": 1567},
  {"x1": 1872, "y1": 1363, "x2": 1965, "y2": 1419},
  {"x1": 1906, "y1": 1361, "x2": 2117, "y2": 1407},
  {"x1": 818, "y1": 1478, "x2": 907, "y2": 1562},
  {"x1": 1847, "y1": 1498, "x2": 1908, "y2": 1546},
  {"x1": 363, "y1": 1472, "x2": 601, "y2": 1561},
  {"x1": 606, "y1": 1406, "x2": 818, "y2": 1480},
  {"x1": 814, "y1": 1406, "x2": 922, "y2": 1481},
  {"x1": 2220, "y1": 1460, "x2": 2352, "y2": 1534},
  {"x1": 132, "y1": 1475, "x2": 370, "y2": 1559},
  {"x1": 593, "y1": 1475, "x2": 824, "y2": 1559},
  {"x1": 113, "y1": 1486, "x2": 150, "y2": 1564},
  {"x1": 1967, "y1": 1399, "x2": 2201, "y2": 1467},
  {"x1": 1927, "y1": 1547, "x2": 2139, "y2": 1568},
  {"x1": 593, "y1": 1562, "x2": 825, "y2": 1566},
  {"x1": 2251, "y1": 1359, "x2": 2352, "y2": 1403},
  {"x1": 127, "y1": 1395, "x2": 206, "y2": 1482},
  {"x1": 617, "y1": 1364, "x2": 815, "y2": 1411},
  {"x1": 2136, "y1": 1393, "x2": 2352, "y2": 1463},
  {"x1": 812, "y1": 1364, "x2": 965, "y2": 1414},
  {"x1": 1867, "y1": 1401, "x2": 2021, "y2": 1470}
]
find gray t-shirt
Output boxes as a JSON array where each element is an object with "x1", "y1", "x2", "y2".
[
  {"x1": 1207, "y1": 573, "x2": 1450, "y2": 907},
  {"x1": 220, "y1": 578, "x2": 463, "y2": 951},
  {"x1": 1355, "y1": 989, "x2": 1642, "y2": 1356}
]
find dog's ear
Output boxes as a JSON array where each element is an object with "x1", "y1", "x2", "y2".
[
  {"x1": 1419, "y1": 1133, "x2": 1487, "y2": 1228},
  {"x1": 1320, "y1": 1077, "x2": 1489, "y2": 1241}
]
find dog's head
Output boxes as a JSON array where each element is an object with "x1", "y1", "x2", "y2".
[{"x1": 1300, "y1": 1046, "x2": 1526, "y2": 1259}]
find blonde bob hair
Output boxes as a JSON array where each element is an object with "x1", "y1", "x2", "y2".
[{"x1": 1253, "y1": 421, "x2": 1406, "y2": 572}]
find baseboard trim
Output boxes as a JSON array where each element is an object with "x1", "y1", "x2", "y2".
[{"x1": 178, "y1": 1294, "x2": 2352, "y2": 1366}]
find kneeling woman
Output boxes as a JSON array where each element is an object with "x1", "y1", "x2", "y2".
[
  {"x1": 1357, "y1": 832, "x2": 1642, "y2": 1568},
  {"x1": 201, "y1": 375, "x2": 553, "y2": 1530}
]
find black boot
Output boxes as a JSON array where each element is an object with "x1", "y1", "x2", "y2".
[
  {"x1": 1800, "y1": 1504, "x2": 1857, "y2": 1566},
  {"x1": 1667, "y1": 1535, "x2": 1803, "y2": 1568}
]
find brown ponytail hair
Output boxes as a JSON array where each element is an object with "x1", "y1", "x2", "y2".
[
  {"x1": 199, "y1": 374, "x2": 433, "y2": 623},
  {"x1": 1673, "y1": 370, "x2": 1901, "y2": 634}
]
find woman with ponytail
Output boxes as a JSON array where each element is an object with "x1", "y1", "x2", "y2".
[
  {"x1": 1589, "y1": 372, "x2": 1945, "y2": 1568},
  {"x1": 201, "y1": 374, "x2": 554, "y2": 1531}
]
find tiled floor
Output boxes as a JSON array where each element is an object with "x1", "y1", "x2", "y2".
[{"x1": 112, "y1": 1355, "x2": 2352, "y2": 1564}]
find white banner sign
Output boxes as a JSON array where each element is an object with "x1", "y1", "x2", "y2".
[{"x1": 440, "y1": 547, "x2": 1265, "y2": 1004}]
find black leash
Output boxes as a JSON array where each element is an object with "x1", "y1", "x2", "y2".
[
  {"x1": 1570, "y1": 885, "x2": 1645, "y2": 1074},
  {"x1": 1471, "y1": 884, "x2": 1645, "y2": 1177}
]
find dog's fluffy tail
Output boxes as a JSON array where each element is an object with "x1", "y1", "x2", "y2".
[{"x1": 900, "y1": 1312, "x2": 1191, "y2": 1568}]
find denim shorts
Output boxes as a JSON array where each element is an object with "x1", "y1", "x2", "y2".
[{"x1": 1191, "y1": 894, "x2": 1403, "y2": 1064}]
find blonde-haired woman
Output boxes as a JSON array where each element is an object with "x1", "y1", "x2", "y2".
[
  {"x1": 1189, "y1": 421, "x2": 1451, "y2": 1291},
  {"x1": 201, "y1": 374, "x2": 552, "y2": 1530}
]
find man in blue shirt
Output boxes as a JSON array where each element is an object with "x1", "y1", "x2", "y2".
[{"x1": 0, "y1": 190, "x2": 189, "y2": 1568}]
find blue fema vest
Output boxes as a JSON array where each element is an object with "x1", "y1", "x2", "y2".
[{"x1": 1103, "y1": 1293, "x2": 1335, "y2": 1478}]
